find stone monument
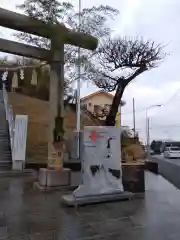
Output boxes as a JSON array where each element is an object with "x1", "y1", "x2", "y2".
[{"x1": 62, "y1": 126, "x2": 134, "y2": 206}]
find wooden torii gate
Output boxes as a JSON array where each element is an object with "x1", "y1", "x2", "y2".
[{"x1": 0, "y1": 7, "x2": 98, "y2": 165}]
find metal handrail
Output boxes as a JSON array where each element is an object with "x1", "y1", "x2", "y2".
[{"x1": 2, "y1": 85, "x2": 14, "y2": 151}]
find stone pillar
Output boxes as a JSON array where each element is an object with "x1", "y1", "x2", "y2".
[
  {"x1": 73, "y1": 126, "x2": 124, "y2": 197},
  {"x1": 48, "y1": 41, "x2": 64, "y2": 167},
  {"x1": 61, "y1": 126, "x2": 135, "y2": 206}
]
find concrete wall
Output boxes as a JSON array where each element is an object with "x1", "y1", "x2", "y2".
[
  {"x1": 8, "y1": 93, "x2": 99, "y2": 164},
  {"x1": 152, "y1": 157, "x2": 180, "y2": 189}
]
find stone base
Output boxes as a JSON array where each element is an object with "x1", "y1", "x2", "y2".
[
  {"x1": 70, "y1": 171, "x2": 82, "y2": 187},
  {"x1": 122, "y1": 162, "x2": 145, "y2": 193},
  {"x1": 34, "y1": 182, "x2": 75, "y2": 192},
  {"x1": 38, "y1": 168, "x2": 70, "y2": 187},
  {"x1": 12, "y1": 160, "x2": 24, "y2": 171},
  {"x1": 61, "y1": 191, "x2": 134, "y2": 207}
]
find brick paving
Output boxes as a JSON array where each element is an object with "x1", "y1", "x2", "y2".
[{"x1": 0, "y1": 172, "x2": 180, "y2": 239}]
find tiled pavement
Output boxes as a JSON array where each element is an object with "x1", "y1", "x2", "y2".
[{"x1": 1, "y1": 172, "x2": 180, "y2": 239}]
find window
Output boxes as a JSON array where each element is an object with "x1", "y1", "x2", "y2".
[
  {"x1": 94, "y1": 104, "x2": 100, "y2": 113},
  {"x1": 81, "y1": 103, "x2": 87, "y2": 109},
  {"x1": 105, "y1": 104, "x2": 111, "y2": 110},
  {"x1": 170, "y1": 147, "x2": 180, "y2": 151}
]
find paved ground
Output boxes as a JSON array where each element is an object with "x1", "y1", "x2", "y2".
[{"x1": 1, "y1": 172, "x2": 180, "y2": 239}]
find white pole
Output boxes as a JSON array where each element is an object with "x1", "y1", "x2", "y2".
[
  {"x1": 76, "y1": 0, "x2": 81, "y2": 159},
  {"x1": 133, "y1": 98, "x2": 136, "y2": 138},
  {"x1": 147, "y1": 117, "x2": 150, "y2": 160},
  {"x1": 146, "y1": 109, "x2": 148, "y2": 146},
  {"x1": 145, "y1": 108, "x2": 149, "y2": 160}
]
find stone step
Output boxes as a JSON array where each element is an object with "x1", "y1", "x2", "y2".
[
  {"x1": 0, "y1": 156, "x2": 12, "y2": 160},
  {"x1": 0, "y1": 157, "x2": 11, "y2": 160},
  {"x1": 0, "y1": 160, "x2": 12, "y2": 163},
  {"x1": 0, "y1": 159, "x2": 11, "y2": 162},
  {"x1": 0, "y1": 161, "x2": 12, "y2": 166},
  {"x1": 0, "y1": 92, "x2": 12, "y2": 170},
  {"x1": 0, "y1": 143, "x2": 11, "y2": 146},
  {"x1": 0, "y1": 150, "x2": 11, "y2": 154},
  {"x1": 0, "y1": 136, "x2": 11, "y2": 140},
  {"x1": 0, "y1": 165, "x2": 12, "y2": 170},
  {"x1": 0, "y1": 154, "x2": 11, "y2": 157},
  {"x1": 0, "y1": 140, "x2": 10, "y2": 143},
  {"x1": 0, "y1": 150, "x2": 11, "y2": 153},
  {"x1": 0, "y1": 146, "x2": 11, "y2": 149},
  {"x1": 0, "y1": 142, "x2": 11, "y2": 145}
]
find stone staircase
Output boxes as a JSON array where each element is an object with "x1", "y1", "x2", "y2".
[{"x1": 0, "y1": 90, "x2": 12, "y2": 170}]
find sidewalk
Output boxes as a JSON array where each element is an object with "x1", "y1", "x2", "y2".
[{"x1": 0, "y1": 171, "x2": 180, "y2": 239}]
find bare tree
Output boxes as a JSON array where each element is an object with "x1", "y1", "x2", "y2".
[{"x1": 85, "y1": 37, "x2": 165, "y2": 126}]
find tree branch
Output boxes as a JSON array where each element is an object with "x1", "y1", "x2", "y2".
[{"x1": 124, "y1": 66, "x2": 147, "y2": 85}]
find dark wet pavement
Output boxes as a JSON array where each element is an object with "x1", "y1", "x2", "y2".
[{"x1": 0, "y1": 172, "x2": 180, "y2": 239}]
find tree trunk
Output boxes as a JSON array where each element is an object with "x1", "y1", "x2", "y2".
[{"x1": 105, "y1": 83, "x2": 125, "y2": 126}]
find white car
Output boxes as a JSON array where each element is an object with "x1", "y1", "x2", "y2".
[{"x1": 164, "y1": 147, "x2": 180, "y2": 159}]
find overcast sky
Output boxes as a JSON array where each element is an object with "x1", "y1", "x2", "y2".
[{"x1": 1, "y1": 0, "x2": 180, "y2": 143}]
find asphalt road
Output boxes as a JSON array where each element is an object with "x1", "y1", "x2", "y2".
[
  {"x1": 154, "y1": 154, "x2": 180, "y2": 166},
  {"x1": 151, "y1": 154, "x2": 180, "y2": 189}
]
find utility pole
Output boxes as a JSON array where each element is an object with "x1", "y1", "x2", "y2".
[
  {"x1": 145, "y1": 104, "x2": 162, "y2": 160},
  {"x1": 133, "y1": 98, "x2": 136, "y2": 138},
  {"x1": 147, "y1": 117, "x2": 150, "y2": 160},
  {"x1": 76, "y1": 0, "x2": 82, "y2": 160}
]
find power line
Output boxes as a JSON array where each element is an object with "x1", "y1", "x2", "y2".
[
  {"x1": 122, "y1": 87, "x2": 180, "y2": 116},
  {"x1": 150, "y1": 124, "x2": 180, "y2": 129},
  {"x1": 121, "y1": 107, "x2": 147, "y2": 115},
  {"x1": 135, "y1": 124, "x2": 180, "y2": 131},
  {"x1": 163, "y1": 87, "x2": 180, "y2": 106}
]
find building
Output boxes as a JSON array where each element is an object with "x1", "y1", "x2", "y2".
[{"x1": 80, "y1": 90, "x2": 125, "y2": 124}]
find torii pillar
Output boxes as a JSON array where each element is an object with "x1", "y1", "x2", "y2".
[{"x1": 48, "y1": 40, "x2": 65, "y2": 168}]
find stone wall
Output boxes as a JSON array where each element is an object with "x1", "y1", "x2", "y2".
[{"x1": 8, "y1": 93, "x2": 99, "y2": 164}]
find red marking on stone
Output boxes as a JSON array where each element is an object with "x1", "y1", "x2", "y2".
[{"x1": 89, "y1": 131, "x2": 103, "y2": 142}]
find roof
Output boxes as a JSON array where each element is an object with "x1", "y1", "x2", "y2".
[
  {"x1": 67, "y1": 103, "x2": 103, "y2": 126},
  {"x1": 81, "y1": 90, "x2": 113, "y2": 101},
  {"x1": 81, "y1": 90, "x2": 125, "y2": 106}
]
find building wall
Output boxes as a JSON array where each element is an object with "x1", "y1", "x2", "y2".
[
  {"x1": 81, "y1": 92, "x2": 121, "y2": 123},
  {"x1": 8, "y1": 93, "x2": 99, "y2": 164},
  {"x1": 81, "y1": 92, "x2": 113, "y2": 112}
]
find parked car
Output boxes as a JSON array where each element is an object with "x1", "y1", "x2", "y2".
[
  {"x1": 150, "y1": 149, "x2": 155, "y2": 155},
  {"x1": 164, "y1": 147, "x2": 180, "y2": 159}
]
